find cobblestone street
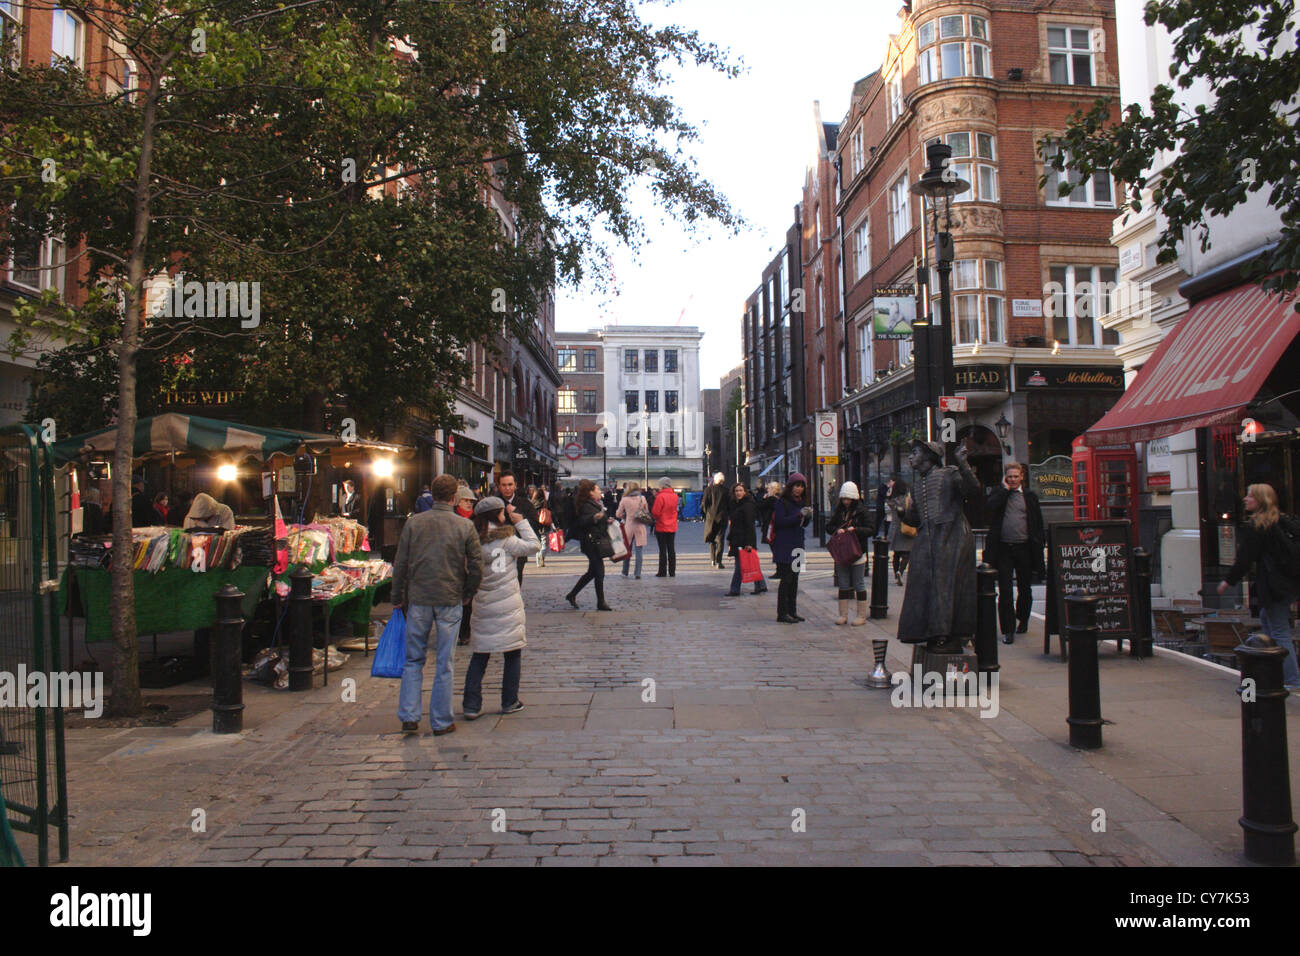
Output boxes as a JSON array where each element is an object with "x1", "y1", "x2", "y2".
[{"x1": 26, "y1": 526, "x2": 1289, "y2": 867}]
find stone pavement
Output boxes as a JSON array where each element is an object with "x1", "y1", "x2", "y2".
[{"x1": 25, "y1": 524, "x2": 1296, "y2": 866}]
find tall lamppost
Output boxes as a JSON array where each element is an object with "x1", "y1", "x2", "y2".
[
  {"x1": 911, "y1": 143, "x2": 969, "y2": 459},
  {"x1": 703, "y1": 442, "x2": 711, "y2": 487}
]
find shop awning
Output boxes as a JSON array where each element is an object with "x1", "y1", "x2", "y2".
[
  {"x1": 757, "y1": 454, "x2": 785, "y2": 477},
  {"x1": 51, "y1": 413, "x2": 407, "y2": 464},
  {"x1": 1083, "y1": 283, "x2": 1300, "y2": 446}
]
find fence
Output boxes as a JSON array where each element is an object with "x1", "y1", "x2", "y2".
[{"x1": 0, "y1": 424, "x2": 68, "y2": 866}]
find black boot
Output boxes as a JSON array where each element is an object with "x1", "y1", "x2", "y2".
[
  {"x1": 565, "y1": 589, "x2": 579, "y2": 608},
  {"x1": 595, "y1": 580, "x2": 611, "y2": 611}
]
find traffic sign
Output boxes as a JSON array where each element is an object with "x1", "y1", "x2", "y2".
[
  {"x1": 939, "y1": 396, "x2": 967, "y2": 413},
  {"x1": 447, "y1": 434, "x2": 456, "y2": 457},
  {"x1": 816, "y1": 455, "x2": 839, "y2": 465},
  {"x1": 815, "y1": 412, "x2": 839, "y2": 457},
  {"x1": 563, "y1": 441, "x2": 583, "y2": 461}
]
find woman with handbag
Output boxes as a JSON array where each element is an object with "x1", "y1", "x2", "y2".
[
  {"x1": 615, "y1": 482, "x2": 650, "y2": 579},
  {"x1": 724, "y1": 483, "x2": 768, "y2": 596},
  {"x1": 771, "y1": 474, "x2": 813, "y2": 624},
  {"x1": 530, "y1": 485, "x2": 550, "y2": 567},
  {"x1": 886, "y1": 480, "x2": 914, "y2": 585},
  {"x1": 827, "y1": 482, "x2": 875, "y2": 625},
  {"x1": 565, "y1": 479, "x2": 613, "y2": 611}
]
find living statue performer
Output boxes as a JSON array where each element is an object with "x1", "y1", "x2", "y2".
[{"x1": 898, "y1": 439, "x2": 981, "y2": 654}]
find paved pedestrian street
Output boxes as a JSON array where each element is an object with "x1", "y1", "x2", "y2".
[{"x1": 31, "y1": 530, "x2": 1296, "y2": 867}]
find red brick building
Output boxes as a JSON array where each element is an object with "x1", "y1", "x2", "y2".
[{"x1": 802, "y1": 0, "x2": 1126, "y2": 521}]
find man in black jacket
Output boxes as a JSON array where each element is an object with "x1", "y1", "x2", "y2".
[
  {"x1": 984, "y1": 461, "x2": 1044, "y2": 645},
  {"x1": 496, "y1": 470, "x2": 537, "y2": 585},
  {"x1": 702, "y1": 472, "x2": 730, "y2": 568}
]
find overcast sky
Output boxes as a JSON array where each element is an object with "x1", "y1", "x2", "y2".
[{"x1": 554, "y1": 0, "x2": 901, "y2": 388}]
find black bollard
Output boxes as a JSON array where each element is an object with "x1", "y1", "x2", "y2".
[
  {"x1": 212, "y1": 584, "x2": 245, "y2": 733},
  {"x1": 1065, "y1": 593, "x2": 1103, "y2": 749},
  {"x1": 289, "y1": 565, "x2": 314, "y2": 691},
  {"x1": 870, "y1": 537, "x2": 889, "y2": 619},
  {"x1": 1130, "y1": 547, "x2": 1154, "y2": 658},
  {"x1": 1236, "y1": 635, "x2": 1297, "y2": 865},
  {"x1": 974, "y1": 563, "x2": 1000, "y2": 675}
]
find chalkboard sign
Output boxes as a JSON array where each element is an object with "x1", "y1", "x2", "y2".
[{"x1": 1045, "y1": 520, "x2": 1135, "y2": 647}]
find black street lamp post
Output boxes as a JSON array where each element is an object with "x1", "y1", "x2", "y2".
[{"x1": 911, "y1": 143, "x2": 969, "y2": 459}]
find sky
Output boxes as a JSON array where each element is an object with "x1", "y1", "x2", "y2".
[{"x1": 554, "y1": 0, "x2": 902, "y2": 388}]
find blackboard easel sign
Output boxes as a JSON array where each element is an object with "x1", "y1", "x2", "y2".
[{"x1": 1044, "y1": 520, "x2": 1135, "y2": 657}]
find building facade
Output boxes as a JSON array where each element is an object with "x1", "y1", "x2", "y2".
[
  {"x1": 719, "y1": 363, "x2": 744, "y2": 485},
  {"x1": 554, "y1": 330, "x2": 607, "y2": 483}
]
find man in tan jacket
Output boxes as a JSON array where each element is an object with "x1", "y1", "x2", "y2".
[{"x1": 392, "y1": 474, "x2": 482, "y2": 736}]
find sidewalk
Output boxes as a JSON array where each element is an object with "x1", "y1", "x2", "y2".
[{"x1": 19, "y1": 529, "x2": 1294, "y2": 866}]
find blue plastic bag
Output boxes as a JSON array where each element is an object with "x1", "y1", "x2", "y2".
[{"x1": 370, "y1": 608, "x2": 406, "y2": 679}]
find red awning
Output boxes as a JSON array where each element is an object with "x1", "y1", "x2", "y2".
[{"x1": 1083, "y1": 282, "x2": 1299, "y2": 446}]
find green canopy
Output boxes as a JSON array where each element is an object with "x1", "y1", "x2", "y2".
[{"x1": 50, "y1": 413, "x2": 404, "y2": 465}]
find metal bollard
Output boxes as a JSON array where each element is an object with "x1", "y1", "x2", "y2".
[
  {"x1": 974, "y1": 563, "x2": 1000, "y2": 675},
  {"x1": 289, "y1": 565, "x2": 314, "y2": 692},
  {"x1": 870, "y1": 537, "x2": 889, "y2": 619},
  {"x1": 212, "y1": 584, "x2": 245, "y2": 733},
  {"x1": 1130, "y1": 547, "x2": 1154, "y2": 658},
  {"x1": 1236, "y1": 635, "x2": 1297, "y2": 864},
  {"x1": 1065, "y1": 593, "x2": 1103, "y2": 749}
]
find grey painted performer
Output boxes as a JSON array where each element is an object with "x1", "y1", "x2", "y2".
[{"x1": 897, "y1": 439, "x2": 981, "y2": 654}]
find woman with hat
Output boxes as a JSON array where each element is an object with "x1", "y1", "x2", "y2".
[
  {"x1": 651, "y1": 477, "x2": 679, "y2": 577},
  {"x1": 771, "y1": 473, "x2": 813, "y2": 623},
  {"x1": 826, "y1": 481, "x2": 875, "y2": 625},
  {"x1": 461, "y1": 495, "x2": 541, "y2": 718}
]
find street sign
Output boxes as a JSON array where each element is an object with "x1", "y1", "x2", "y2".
[
  {"x1": 815, "y1": 412, "x2": 838, "y2": 457},
  {"x1": 563, "y1": 441, "x2": 583, "y2": 461},
  {"x1": 447, "y1": 434, "x2": 456, "y2": 457},
  {"x1": 816, "y1": 455, "x2": 839, "y2": 465},
  {"x1": 939, "y1": 395, "x2": 967, "y2": 413}
]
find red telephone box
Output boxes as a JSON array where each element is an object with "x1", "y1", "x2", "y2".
[{"x1": 1072, "y1": 435, "x2": 1139, "y2": 523}]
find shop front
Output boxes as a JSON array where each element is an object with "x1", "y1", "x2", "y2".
[{"x1": 1084, "y1": 278, "x2": 1300, "y2": 602}]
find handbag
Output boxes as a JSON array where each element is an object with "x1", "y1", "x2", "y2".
[
  {"x1": 547, "y1": 530, "x2": 565, "y2": 552},
  {"x1": 738, "y1": 546, "x2": 762, "y2": 583},
  {"x1": 898, "y1": 494, "x2": 918, "y2": 537},
  {"x1": 828, "y1": 530, "x2": 864, "y2": 564},
  {"x1": 764, "y1": 517, "x2": 775, "y2": 545},
  {"x1": 370, "y1": 608, "x2": 406, "y2": 679},
  {"x1": 538, "y1": 507, "x2": 552, "y2": 527}
]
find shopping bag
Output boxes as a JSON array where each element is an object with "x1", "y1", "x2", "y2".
[
  {"x1": 738, "y1": 547, "x2": 762, "y2": 583},
  {"x1": 764, "y1": 518, "x2": 775, "y2": 545},
  {"x1": 828, "y1": 530, "x2": 864, "y2": 565},
  {"x1": 607, "y1": 520, "x2": 630, "y2": 562},
  {"x1": 370, "y1": 608, "x2": 406, "y2": 679},
  {"x1": 547, "y1": 530, "x2": 565, "y2": 552}
]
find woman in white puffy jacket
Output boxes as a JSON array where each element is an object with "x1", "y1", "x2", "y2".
[{"x1": 461, "y1": 495, "x2": 541, "y2": 719}]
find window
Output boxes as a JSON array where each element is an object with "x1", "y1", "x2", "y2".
[
  {"x1": 665, "y1": 432, "x2": 678, "y2": 456},
  {"x1": 664, "y1": 349, "x2": 678, "y2": 373},
  {"x1": 557, "y1": 348, "x2": 577, "y2": 372},
  {"x1": 1047, "y1": 265, "x2": 1122, "y2": 346},
  {"x1": 819, "y1": 358, "x2": 826, "y2": 410},
  {"x1": 665, "y1": 390, "x2": 679, "y2": 413},
  {"x1": 625, "y1": 390, "x2": 639, "y2": 413},
  {"x1": 644, "y1": 391, "x2": 658, "y2": 413},
  {"x1": 557, "y1": 387, "x2": 576, "y2": 415},
  {"x1": 851, "y1": 125, "x2": 865, "y2": 176},
  {"x1": 887, "y1": 72, "x2": 903, "y2": 125},
  {"x1": 559, "y1": 430, "x2": 578, "y2": 448},
  {"x1": 624, "y1": 349, "x2": 638, "y2": 372},
  {"x1": 582, "y1": 388, "x2": 597, "y2": 413},
  {"x1": 7, "y1": 207, "x2": 65, "y2": 296},
  {"x1": 1048, "y1": 26, "x2": 1093, "y2": 86},
  {"x1": 51, "y1": 7, "x2": 84, "y2": 69},
  {"x1": 1, "y1": 0, "x2": 20, "y2": 67},
  {"x1": 917, "y1": 14, "x2": 990, "y2": 84},
  {"x1": 852, "y1": 219, "x2": 870, "y2": 282},
  {"x1": 583, "y1": 431, "x2": 598, "y2": 456},
  {"x1": 644, "y1": 349, "x2": 658, "y2": 372},
  {"x1": 888, "y1": 176, "x2": 911, "y2": 245},
  {"x1": 928, "y1": 131, "x2": 996, "y2": 202},
  {"x1": 1043, "y1": 142, "x2": 1113, "y2": 207},
  {"x1": 780, "y1": 251, "x2": 790, "y2": 309},
  {"x1": 938, "y1": 259, "x2": 1005, "y2": 345},
  {"x1": 856, "y1": 324, "x2": 871, "y2": 387},
  {"x1": 626, "y1": 430, "x2": 641, "y2": 456},
  {"x1": 814, "y1": 277, "x2": 824, "y2": 330},
  {"x1": 582, "y1": 348, "x2": 597, "y2": 371}
]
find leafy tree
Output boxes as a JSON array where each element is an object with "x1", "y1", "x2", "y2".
[
  {"x1": 1043, "y1": 0, "x2": 1299, "y2": 307},
  {"x1": 1, "y1": 0, "x2": 739, "y2": 714}
]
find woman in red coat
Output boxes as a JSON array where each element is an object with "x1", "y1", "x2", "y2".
[{"x1": 651, "y1": 477, "x2": 679, "y2": 577}]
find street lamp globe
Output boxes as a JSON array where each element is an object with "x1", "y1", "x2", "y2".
[{"x1": 910, "y1": 142, "x2": 970, "y2": 234}]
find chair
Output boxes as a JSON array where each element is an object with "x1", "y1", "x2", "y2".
[{"x1": 1203, "y1": 619, "x2": 1250, "y2": 655}]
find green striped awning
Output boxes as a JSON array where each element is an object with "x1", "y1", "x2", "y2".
[{"x1": 50, "y1": 413, "x2": 404, "y2": 464}]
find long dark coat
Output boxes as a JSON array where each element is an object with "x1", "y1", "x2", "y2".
[
  {"x1": 898, "y1": 461, "x2": 981, "y2": 642},
  {"x1": 703, "y1": 483, "x2": 729, "y2": 542},
  {"x1": 726, "y1": 495, "x2": 758, "y2": 554}
]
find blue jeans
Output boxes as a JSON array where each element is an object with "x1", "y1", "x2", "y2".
[
  {"x1": 834, "y1": 561, "x2": 867, "y2": 592},
  {"x1": 622, "y1": 544, "x2": 643, "y2": 577},
  {"x1": 1258, "y1": 600, "x2": 1300, "y2": 687},
  {"x1": 398, "y1": 604, "x2": 462, "y2": 729}
]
